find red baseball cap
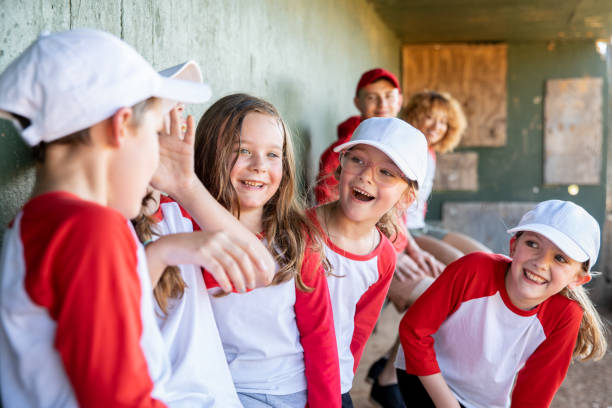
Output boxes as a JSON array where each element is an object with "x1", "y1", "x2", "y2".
[{"x1": 355, "y1": 68, "x2": 401, "y2": 96}]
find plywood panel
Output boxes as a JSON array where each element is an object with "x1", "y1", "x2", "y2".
[
  {"x1": 544, "y1": 77, "x2": 602, "y2": 185},
  {"x1": 433, "y1": 152, "x2": 478, "y2": 191},
  {"x1": 402, "y1": 44, "x2": 507, "y2": 147}
]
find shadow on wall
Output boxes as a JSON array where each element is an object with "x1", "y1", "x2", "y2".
[{"x1": 0, "y1": 120, "x2": 35, "y2": 247}]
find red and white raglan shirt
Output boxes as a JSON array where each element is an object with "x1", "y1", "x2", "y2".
[
  {"x1": 310, "y1": 212, "x2": 397, "y2": 393},
  {"x1": 404, "y1": 148, "x2": 436, "y2": 229},
  {"x1": 0, "y1": 192, "x2": 170, "y2": 408},
  {"x1": 165, "y1": 200, "x2": 341, "y2": 407},
  {"x1": 151, "y1": 197, "x2": 242, "y2": 407},
  {"x1": 395, "y1": 252, "x2": 583, "y2": 408}
]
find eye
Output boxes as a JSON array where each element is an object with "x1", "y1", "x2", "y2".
[
  {"x1": 238, "y1": 148, "x2": 250, "y2": 155},
  {"x1": 379, "y1": 168, "x2": 398, "y2": 178},
  {"x1": 525, "y1": 240, "x2": 538, "y2": 249},
  {"x1": 267, "y1": 151, "x2": 281, "y2": 159},
  {"x1": 555, "y1": 254, "x2": 568, "y2": 263},
  {"x1": 348, "y1": 154, "x2": 365, "y2": 166}
]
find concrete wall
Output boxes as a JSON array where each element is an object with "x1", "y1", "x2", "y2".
[{"x1": 0, "y1": 0, "x2": 401, "y2": 239}]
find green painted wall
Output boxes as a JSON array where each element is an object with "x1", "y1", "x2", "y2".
[
  {"x1": 0, "y1": 0, "x2": 401, "y2": 237},
  {"x1": 428, "y1": 40, "x2": 608, "y2": 230}
]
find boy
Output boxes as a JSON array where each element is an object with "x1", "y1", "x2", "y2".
[
  {"x1": 0, "y1": 29, "x2": 270, "y2": 407},
  {"x1": 315, "y1": 68, "x2": 402, "y2": 205}
]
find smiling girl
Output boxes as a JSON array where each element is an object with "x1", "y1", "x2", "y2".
[{"x1": 395, "y1": 200, "x2": 607, "y2": 408}]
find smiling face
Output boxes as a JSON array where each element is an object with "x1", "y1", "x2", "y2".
[
  {"x1": 229, "y1": 112, "x2": 284, "y2": 218},
  {"x1": 337, "y1": 144, "x2": 413, "y2": 226},
  {"x1": 417, "y1": 108, "x2": 448, "y2": 146},
  {"x1": 354, "y1": 79, "x2": 402, "y2": 119},
  {"x1": 505, "y1": 231, "x2": 590, "y2": 310}
]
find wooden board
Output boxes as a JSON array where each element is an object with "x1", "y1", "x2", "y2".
[
  {"x1": 433, "y1": 152, "x2": 478, "y2": 191},
  {"x1": 402, "y1": 43, "x2": 507, "y2": 147},
  {"x1": 544, "y1": 77, "x2": 603, "y2": 185}
]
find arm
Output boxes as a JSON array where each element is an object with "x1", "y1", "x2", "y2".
[
  {"x1": 48, "y1": 215, "x2": 166, "y2": 407},
  {"x1": 150, "y1": 108, "x2": 274, "y2": 288},
  {"x1": 295, "y1": 246, "x2": 341, "y2": 408},
  {"x1": 419, "y1": 374, "x2": 461, "y2": 408},
  {"x1": 349, "y1": 249, "x2": 395, "y2": 372},
  {"x1": 510, "y1": 302, "x2": 583, "y2": 407},
  {"x1": 403, "y1": 232, "x2": 444, "y2": 278}
]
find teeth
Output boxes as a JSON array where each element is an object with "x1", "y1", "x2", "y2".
[
  {"x1": 524, "y1": 270, "x2": 546, "y2": 284},
  {"x1": 353, "y1": 187, "x2": 374, "y2": 198},
  {"x1": 243, "y1": 180, "x2": 263, "y2": 187}
]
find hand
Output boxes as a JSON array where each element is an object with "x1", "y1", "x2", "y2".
[
  {"x1": 146, "y1": 230, "x2": 270, "y2": 293},
  {"x1": 388, "y1": 252, "x2": 429, "y2": 312},
  {"x1": 405, "y1": 243, "x2": 445, "y2": 278},
  {"x1": 150, "y1": 106, "x2": 198, "y2": 197},
  {"x1": 394, "y1": 251, "x2": 427, "y2": 282}
]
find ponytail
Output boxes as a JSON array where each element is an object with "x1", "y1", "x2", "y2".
[
  {"x1": 561, "y1": 283, "x2": 607, "y2": 361},
  {"x1": 132, "y1": 193, "x2": 187, "y2": 316}
]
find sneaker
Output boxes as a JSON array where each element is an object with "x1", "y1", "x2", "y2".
[
  {"x1": 366, "y1": 357, "x2": 388, "y2": 384},
  {"x1": 369, "y1": 378, "x2": 406, "y2": 408}
]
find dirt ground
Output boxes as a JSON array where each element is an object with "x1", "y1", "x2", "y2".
[{"x1": 350, "y1": 303, "x2": 612, "y2": 408}]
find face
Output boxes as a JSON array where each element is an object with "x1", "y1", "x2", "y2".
[
  {"x1": 354, "y1": 79, "x2": 402, "y2": 119},
  {"x1": 229, "y1": 113, "x2": 284, "y2": 216},
  {"x1": 337, "y1": 145, "x2": 412, "y2": 225},
  {"x1": 505, "y1": 231, "x2": 590, "y2": 311},
  {"x1": 109, "y1": 102, "x2": 164, "y2": 219},
  {"x1": 418, "y1": 108, "x2": 448, "y2": 146}
]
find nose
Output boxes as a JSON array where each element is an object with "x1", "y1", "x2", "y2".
[
  {"x1": 247, "y1": 153, "x2": 267, "y2": 173},
  {"x1": 357, "y1": 163, "x2": 375, "y2": 183},
  {"x1": 532, "y1": 250, "x2": 554, "y2": 271}
]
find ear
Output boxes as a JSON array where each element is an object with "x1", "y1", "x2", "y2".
[
  {"x1": 353, "y1": 95, "x2": 362, "y2": 114},
  {"x1": 509, "y1": 236, "x2": 518, "y2": 257},
  {"x1": 396, "y1": 93, "x2": 404, "y2": 112},
  {"x1": 395, "y1": 187, "x2": 416, "y2": 212},
  {"x1": 109, "y1": 107, "x2": 134, "y2": 148},
  {"x1": 568, "y1": 272, "x2": 591, "y2": 289}
]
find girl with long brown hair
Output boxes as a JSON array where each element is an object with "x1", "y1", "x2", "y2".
[{"x1": 194, "y1": 93, "x2": 340, "y2": 408}]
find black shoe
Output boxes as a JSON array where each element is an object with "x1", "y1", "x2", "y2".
[
  {"x1": 366, "y1": 357, "x2": 388, "y2": 384},
  {"x1": 370, "y1": 378, "x2": 407, "y2": 408}
]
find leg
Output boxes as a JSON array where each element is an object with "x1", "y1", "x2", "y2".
[
  {"x1": 414, "y1": 235, "x2": 463, "y2": 265},
  {"x1": 342, "y1": 392, "x2": 354, "y2": 408},
  {"x1": 396, "y1": 370, "x2": 435, "y2": 408},
  {"x1": 369, "y1": 338, "x2": 407, "y2": 408},
  {"x1": 442, "y1": 231, "x2": 491, "y2": 254}
]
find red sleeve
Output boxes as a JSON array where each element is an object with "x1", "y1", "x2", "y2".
[
  {"x1": 398, "y1": 253, "x2": 506, "y2": 376},
  {"x1": 23, "y1": 209, "x2": 166, "y2": 408},
  {"x1": 349, "y1": 242, "x2": 396, "y2": 373},
  {"x1": 295, "y1": 246, "x2": 341, "y2": 408},
  {"x1": 510, "y1": 299, "x2": 582, "y2": 407}
]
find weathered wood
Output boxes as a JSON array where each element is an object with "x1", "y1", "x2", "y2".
[
  {"x1": 442, "y1": 202, "x2": 537, "y2": 254},
  {"x1": 402, "y1": 43, "x2": 507, "y2": 147},
  {"x1": 434, "y1": 152, "x2": 478, "y2": 191},
  {"x1": 544, "y1": 77, "x2": 602, "y2": 185}
]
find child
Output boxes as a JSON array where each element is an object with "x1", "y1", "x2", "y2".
[
  {"x1": 190, "y1": 93, "x2": 341, "y2": 407},
  {"x1": 401, "y1": 91, "x2": 490, "y2": 265},
  {"x1": 315, "y1": 68, "x2": 403, "y2": 205},
  {"x1": 311, "y1": 117, "x2": 428, "y2": 407},
  {"x1": 396, "y1": 199, "x2": 608, "y2": 408},
  {"x1": 0, "y1": 29, "x2": 270, "y2": 407}
]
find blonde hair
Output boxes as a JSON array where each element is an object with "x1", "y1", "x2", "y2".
[
  {"x1": 132, "y1": 192, "x2": 187, "y2": 316},
  {"x1": 194, "y1": 93, "x2": 328, "y2": 292},
  {"x1": 400, "y1": 91, "x2": 466, "y2": 153},
  {"x1": 513, "y1": 232, "x2": 607, "y2": 360}
]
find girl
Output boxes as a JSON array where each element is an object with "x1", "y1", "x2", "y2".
[
  {"x1": 396, "y1": 199, "x2": 608, "y2": 408},
  {"x1": 312, "y1": 117, "x2": 428, "y2": 407},
  {"x1": 194, "y1": 93, "x2": 340, "y2": 408},
  {"x1": 400, "y1": 91, "x2": 490, "y2": 265}
]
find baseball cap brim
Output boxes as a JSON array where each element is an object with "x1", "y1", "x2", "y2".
[
  {"x1": 333, "y1": 139, "x2": 419, "y2": 185},
  {"x1": 157, "y1": 61, "x2": 211, "y2": 113},
  {"x1": 507, "y1": 223, "x2": 589, "y2": 263}
]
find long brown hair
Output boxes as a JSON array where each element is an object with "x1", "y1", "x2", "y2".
[
  {"x1": 194, "y1": 93, "x2": 327, "y2": 291},
  {"x1": 400, "y1": 91, "x2": 466, "y2": 153},
  {"x1": 132, "y1": 192, "x2": 187, "y2": 315}
]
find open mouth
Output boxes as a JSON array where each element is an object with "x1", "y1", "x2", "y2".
[
  {"x1": 241, "y1": 180, "x2": 264, "y2": 189},
  {"x1": 352, "y1": 187, "x2": 375, "y2": 202},
  {"x1": 523, "y1": 269, "x2": 547, "y2": 285}
]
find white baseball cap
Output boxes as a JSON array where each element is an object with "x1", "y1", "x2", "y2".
[
  {"x1": 507, "y1": 200, "x2": 600, "y2": 269},
  {"x1": 158, "y1": 60, "x2": 208, "y2": 113},
  {"x1": 333, "y1": 117, "x2": 428, "y2": 188},
  {"x1": 0, "y1": 29, "x2": 212, "y2": 146}
]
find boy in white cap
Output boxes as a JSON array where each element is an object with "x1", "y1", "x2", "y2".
[
  {"x1": 0, "y1": 29, "x2": 273, "y2": 407},
  {"x1": 395, "y1": 200, "x2": 607, "y2": 408}
]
